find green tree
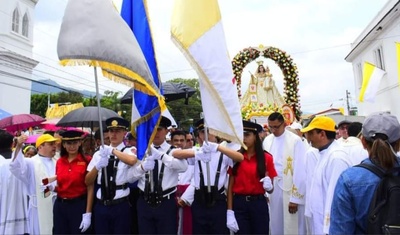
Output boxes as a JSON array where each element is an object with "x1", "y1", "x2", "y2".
[
  {"x1": 30, "y1": 94, "x2": 49, "y2": 117},
  {"x1": 100, "y1": 90, "x2": 132, "y2": 121},
  {"x1": 52, "y1": 91, "x2": 83, "y2": 104},
  {"x1": 166, "y1": 78, "x2": 202, "y2": 131}
]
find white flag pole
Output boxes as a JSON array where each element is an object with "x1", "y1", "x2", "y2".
[{"x1": 94, "y1": 67, "x2": 108, "y2": 190}]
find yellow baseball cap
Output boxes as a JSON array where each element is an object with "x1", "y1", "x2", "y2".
[
  {"x1": 36, "y1": 134, "x2": 59, "y2": 148},
  {"x1": 300, "y1": 116, "x2": 336, "y2": 133}
]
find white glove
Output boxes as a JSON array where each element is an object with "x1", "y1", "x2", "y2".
[
  {"x1": 260, "y1": 176, "x2": 273, "y2": 191},
  {"x1": 95, "y1": 155, "x2": 109, "y2": 171},
  {"x1": 100, "y1": 145, "x2": 114, "y2": 157},
  {"x1": 226, "y1": 209, "x2": 239, "y2": 233},
  {"x1": 202, "y1": 142, "x2": 219, "y2": 153},
  {"x1": 142, "y1": 158, "x2": 155, "y2": 172},
  {"x1": 194, "y1": 149, "x2": 211, "y2": 163},
  {"x1": 79, "y1": 212, "x2": 91, "y2": 233},
  {"x1": 150, "y1": 146, "x2": 164, "y2": 160},
  {"x1": 40, "y1": 183, "x2": 54, "y2": 192}
]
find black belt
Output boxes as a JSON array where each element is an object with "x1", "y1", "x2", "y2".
[
  {"x1": 116, "y1": 183, "x2": 128, "y2": 190},
  {"x1": 98, "y1": 196, "x2": 129, "y2": 206},
  {"x1": 139, "y1": 187, "x2": 176, "y2": 198},
  {"x1": 56, "y1": 194, "x2": 86, "y2": 203},
  {"x1": 195, "y1": 187, "x2": 225, "y2": 194},
  {"x1": 234, "y1": 194, "x2": 265, "y2": 202}
]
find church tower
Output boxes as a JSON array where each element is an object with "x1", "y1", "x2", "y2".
[{"x1": 0, "y1": 0, "x2": 39, "y2": 115}]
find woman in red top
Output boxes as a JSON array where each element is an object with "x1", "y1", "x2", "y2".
[
  {"x1": 53, "y1": 130, "x2": 94, "y2": 234},
  {"x1": 227, "y1": 120, "x2": 278, "y2": 234}
]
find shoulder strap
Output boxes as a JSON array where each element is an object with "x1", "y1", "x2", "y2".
[
  {"x1": 355, "y1": 163, "x2": 385, "y2": 178},
  {"x1": 157, "y1": 145, "x2": 175, "y2": 191},
  {"x1": 213, "y1": 152, "x2": 224, "y2": 188}
]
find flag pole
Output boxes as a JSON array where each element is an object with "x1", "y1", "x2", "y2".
[
  {"x1": 94, "y1": 67, "x2": 108, "y2": 189},
  {"x1": 202, "y1": 114, "x2": 212, "y2": 193}
]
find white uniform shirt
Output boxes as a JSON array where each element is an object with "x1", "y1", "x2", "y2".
[
  {"x1": 135, "y1": 141, "x2": 188, "y2": 193},
  {"x1": 179, "y1": 146, "x2": 234, "y2": 205},
  {"x1": 187, "y1": 148, "x2": 233, "y2": 190},
  {"x1": 87, "y1": 142, "x2": 135, "y2": 200},
  {"x1": 178, "y1": 164, "x2": 194, "y2": 185}
]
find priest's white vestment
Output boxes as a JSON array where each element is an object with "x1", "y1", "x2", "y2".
[
  {"x1": 263, "y1": 130, "x2": 307, "y2": 235},
  {"x1": 9, "y1": 151, "x2": 56, "y2": 235}
]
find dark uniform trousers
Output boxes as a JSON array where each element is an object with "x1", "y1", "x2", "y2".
[
  {"x1": 137, "y1": 192, "x2": 177, "y2": 234},
  {"x1": 94, "y1": 199, "x2": 132, "y2": 234},
  {"x1": 191, "y1": 193, "x2": 229, "y2": 234},
  {"x1": 233, "y1": 194, "x2": 270, "y2": 234},
  {"x1": 53, "y1": 196, "x2": 88, "y2": 234}
]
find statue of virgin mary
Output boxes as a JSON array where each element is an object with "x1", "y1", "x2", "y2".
[{"x1": 240, "y1": 61, "x2": 285, "y2": 108}]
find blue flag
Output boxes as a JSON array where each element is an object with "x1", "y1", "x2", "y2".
[{"x1": 121, "y1": 0, "x2": 163, "y2": 160}]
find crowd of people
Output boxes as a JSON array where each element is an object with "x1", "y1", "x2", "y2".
[{"x1": 0, "y1": 110, "x2": 399, "y2": 234}]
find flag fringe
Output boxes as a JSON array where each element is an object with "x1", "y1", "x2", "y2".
[
  {"x1": 171, "y1": 35, "x2": 246, "y2": 149},
  {"x1": 60, "y1": 59, "x2": 161, "y2": 98},
  {"x1": 132, "y1": 113, "x2": 162, "y2": 161},
  {"x1": 131, "y1": 105, "x2": 163, "y2": 127}
]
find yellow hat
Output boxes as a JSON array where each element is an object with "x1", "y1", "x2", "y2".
[
  {"x1": 300, "y1": 116, "x2": 336, "y2": 133},
  {"x1": 36, "y1": 134, "x2": 58, "y2": 148}
]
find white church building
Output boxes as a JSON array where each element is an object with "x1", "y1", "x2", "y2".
[
  {"x1": 0, "y1": 0, "x2": 39, "y2": 115},
  {"x1": 346, "y1": 0, "x2": 400, "y2": 118}
]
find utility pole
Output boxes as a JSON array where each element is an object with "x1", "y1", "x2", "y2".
[{"x1": 346, "y1": 90, "x2": 351, "y2": 115}]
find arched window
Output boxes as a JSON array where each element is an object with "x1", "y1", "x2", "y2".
[
  {"x1": 12, "y1": 8, "x2": 20, "y2": 33},
  {"x1": 22, "y1": 13, "x2": 29, "y2": 37}
]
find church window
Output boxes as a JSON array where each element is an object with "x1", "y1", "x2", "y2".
[
  {"x1": 22, "y1": 13, "x2": 29, "y2": 37},
  {"x1": 374, "y1": 46, "x2": 385, "y2": 70},
  {"x1": 12, "y1": 8, "x2": 20, "y2": 33}
]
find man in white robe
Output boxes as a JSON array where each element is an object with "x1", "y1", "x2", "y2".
[
  {"x1": 339, "y1": 122, "x2": 368, "y2": 166},
  {"x1": 10, "y1": 134, "x2": 58, "y2": 235},
  {"x1": 0, "y1": 131, "x2": 30, "y2": 234},
  {"x1": 300, "y1": 116, "x2": 351, "y2": 234},
  {"x1": 263, "y1": 112, "x2": 307, "y2": 235}
]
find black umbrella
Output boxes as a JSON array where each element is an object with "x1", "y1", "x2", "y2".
[
  {"x1": 120, "y1": 82, "x2": 196, "y2": 104},
  {"x1": 56, "y1": 106, "x2": 120, "y2": 128}
]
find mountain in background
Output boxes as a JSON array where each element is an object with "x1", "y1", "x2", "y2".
[{"x1": 31, "y1": 79, "x2": 99, "y2": 98}]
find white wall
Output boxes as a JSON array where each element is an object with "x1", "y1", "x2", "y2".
[
  {"x1": 351, "y1": 19, "x2": 400, "y2": 118},
  {"x1": 0, "y1": 0, "x2": 38, "y2": 115}
]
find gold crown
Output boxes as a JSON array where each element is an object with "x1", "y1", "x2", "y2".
[{"x1": 256, "y1": 60, "x2": 264, "y2": 66}]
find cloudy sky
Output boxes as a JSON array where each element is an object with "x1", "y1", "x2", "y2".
[{"x1": 32, "y1": 0, "x2": 387, "y2": 114}]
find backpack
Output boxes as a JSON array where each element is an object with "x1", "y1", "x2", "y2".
[{"x1": 356, "y1": 163, "x2": 400, "y2": 234}]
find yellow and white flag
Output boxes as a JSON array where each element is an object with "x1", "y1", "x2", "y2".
[
  {"x1": 358, "y1": 62, "x2": 385, "y2": 103},
  {"x1": 171, "y1": 0, "x2": 244, "y2": 147}
]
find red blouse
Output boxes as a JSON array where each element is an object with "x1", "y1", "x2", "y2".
[
  {"x1": 56, "y1": 154, "x2": 91, "y2": 199},
  {"x1": 230, "y1": 152, "x2": 277, "y2": 195}
]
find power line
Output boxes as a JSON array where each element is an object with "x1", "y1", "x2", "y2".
[
  {"x1": 0, "y1": 70, "x2": 95, "y2": 98},
  {"x1": 0, "y1": 43, "x2": 121, "y2": 92}
]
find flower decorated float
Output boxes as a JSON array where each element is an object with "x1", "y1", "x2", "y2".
[{"x1": 232, "y1": 45, "x2": 301, "y2": 125}]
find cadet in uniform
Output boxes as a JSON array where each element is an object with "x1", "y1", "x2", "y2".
[
  {"x1": 134, "y1": 116, "x2": 188, "y2": 234},
  {"x1": 174, "y1": 119, "x2": 244, "y2": 234},
  {"x1": 85, "y1": 117, "x2": 138, "y2": 234},
  {"x1": 53, "y1": 130, "x2": 93, "y2": 234},
  {"x1": 227, "y1": 120, "x2": 277, "y2": 234}
]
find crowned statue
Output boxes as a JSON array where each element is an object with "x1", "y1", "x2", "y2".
[{"x1": 240, "y1": 60, "x2": 285, "y2": 108}]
